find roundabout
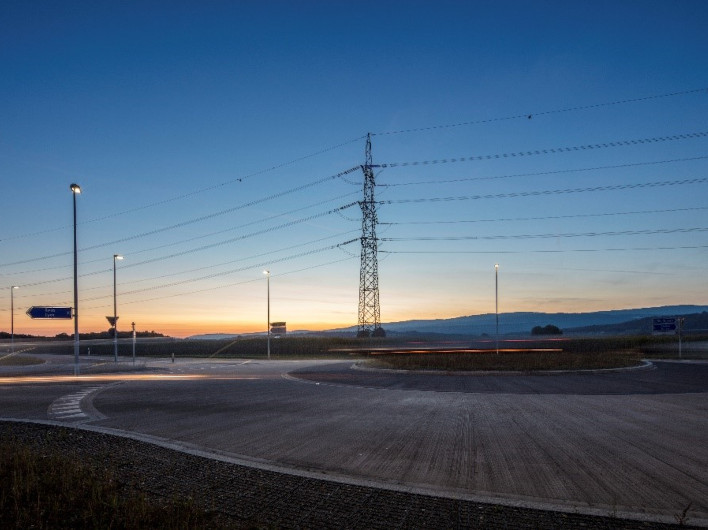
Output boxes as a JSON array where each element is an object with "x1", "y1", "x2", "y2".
[
  {"x1": 1, "y1": 355, "x2": 706, "y2": 526},
  {"x1": 291, "y1": 358, "x2": 708, "y2": 394}
]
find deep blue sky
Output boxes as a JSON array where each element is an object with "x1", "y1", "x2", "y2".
[{"x1": 2, "y1": 1, "x2": 707, "y2": 336}]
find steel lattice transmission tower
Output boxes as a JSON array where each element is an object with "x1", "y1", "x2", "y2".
[{"x1": 357, "y1": 133, "x2": 385, "y2": 337}]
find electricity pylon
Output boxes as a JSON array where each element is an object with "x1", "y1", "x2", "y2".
[{"x1": 358, "y1": 133, "x2": 384, "y2": 337}]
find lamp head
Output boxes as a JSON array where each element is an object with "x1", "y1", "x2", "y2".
[
  {"x1": 114, "y1": 254, "x2": 124, "y2": 260},
  {"x1": 70, "y1": 183, "x2": 81, "y2": 194}
]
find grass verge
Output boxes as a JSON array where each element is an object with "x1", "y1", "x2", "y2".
[
  {"x1": 0, "y1": 436, "x2": 225, "y2": 529},
  {"x1": 0, "y1": 354, "x2": 44, "y2": 366},
  {"x1": 367, "y1": 350, "x2": 643, "y2": 372}
]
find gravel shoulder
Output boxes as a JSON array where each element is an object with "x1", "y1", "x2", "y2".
[{"x1": 0, "y1": 420, "x2": 695, "y2": 529}]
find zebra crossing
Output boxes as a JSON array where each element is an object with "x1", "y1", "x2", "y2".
[{"x1": 48, "y1": 386, "x2": 104, "y2": 422}]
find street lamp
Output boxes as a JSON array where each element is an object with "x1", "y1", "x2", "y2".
[
  {"x1": 70, "y1": 183, "x2": 81, "y2": 375},
  {"x1": 10, "y1": 286, "x2": 19, "y2": 353},
  {"x1": 113, "y1": 254, "x2": 123, "y2": 362},
  {"x1": 131, "y1": 321, "x2": 136, "y2": 365},
  {"x1": 263, "y1": 270, "x2": 270, "y2": 360},
  {"x1": 495, "y1": 264, "x2": 499, "y2": 355}
]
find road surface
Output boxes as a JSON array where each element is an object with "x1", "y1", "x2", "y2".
[{"x1": 1, "y1": 354, "x2": 706, "y2": 526}]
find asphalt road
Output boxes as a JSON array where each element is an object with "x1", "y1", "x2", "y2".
[{"x1": 1, "y1": 354, "x2": 706, "y2": 526}]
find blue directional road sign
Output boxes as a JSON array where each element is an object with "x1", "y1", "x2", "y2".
[{"x1": 26, "y1": 306, "x2": 73, "y2": 319}]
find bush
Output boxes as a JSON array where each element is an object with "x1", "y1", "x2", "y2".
[{"x1": 532, "y1": 324, "x2": 562, "y2": 335}]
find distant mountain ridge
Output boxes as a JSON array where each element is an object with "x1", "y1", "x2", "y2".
[
  {"x1": 188, "y1": 305, "x2": 708, "y2": 339},
  {"x1": 373, "y1": 305, "x2": 708, "y2": 336}
]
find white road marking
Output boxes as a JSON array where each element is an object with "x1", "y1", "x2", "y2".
[{"x1": 48, "y1": 386, "x2": 104, "y2": 422}]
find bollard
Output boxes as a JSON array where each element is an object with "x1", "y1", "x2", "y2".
[
  {"x1": 171, "y1": 352, "x2": 174, "y2": 363},
  {"x1": 87, "y1": 347, "x2": 91, "y2": 356}
]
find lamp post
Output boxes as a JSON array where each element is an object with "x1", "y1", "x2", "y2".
[
  {"x1": 70, "y1": 183, "x2": 81, "y2": 375},
  {"x1": 131, "y1": 321, "x2": 136, "y2": 365},
  {"x1": 495, "y1": 263, "x2": 499, "y2": 355},
  {"x1": 263, "y1": 270, "x2": 270, "y2": 360},
  {"x1": 10, "y1": 286, "x2": 19, "y2": 353},
  {"x1": 113, "y1": 254, "x2": 123, "y2": 362},
  {"x1": 678, "y1": 317, "x2": 685, "y2": 359}
]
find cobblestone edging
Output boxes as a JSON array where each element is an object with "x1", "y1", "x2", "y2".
[{"x1": 0, "y1": 421, "x2": 692, "y2": 529}]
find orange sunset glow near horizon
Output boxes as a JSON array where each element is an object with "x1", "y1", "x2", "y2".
[{"x1": 2, "y1": 3, "x2": 707, "y2": 340}]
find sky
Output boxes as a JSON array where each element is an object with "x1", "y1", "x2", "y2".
[{"x1": 1, "y1": 1, "x2": 708, "y2": 338}]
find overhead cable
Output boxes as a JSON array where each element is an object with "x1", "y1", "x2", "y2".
[
  {"x1": 374, "y1": 87, "x2": 708, "y2": 136},
  {"x1": 382, "y1": 177, "x2": 707, "y2": 204},
  {"x1": 0, "y1": 167, "x2": 361, "y2": 267},
  {"x1": 381, "y1": 227, "x2": 708, "y2": 242},
  {"x1": 101, "y1": 256, "x2": 358, "y2": 309},
  {"x1": 380, "y1": 244, "x2": 708, "y2": 255},
  {"x1": 1, "y1": 140, "x2": 365, "y2": 242},
  {"x1": 80, "y1": 239, "x2": 359, "y2": 303},
  {"x1": 380, "y1": 206, "x2": 708, "y2": 226},
  {"x1": 379, "y1": 156, "x2": 708, "y2": 187},
  {"x1": 118, "y1": 203, "x2": 358, "y2": 270},
  {"x1": 378, "y1": 132, "x2": 708, "y2": 168}
]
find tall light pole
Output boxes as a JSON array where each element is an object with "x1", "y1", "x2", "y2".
[
  {"x1": 263, "y1": 270, "x2": 270, "y2": 360},
  {"x1": 113, "y1": 254, "x2": 123, "y2": 362},
  {"x1": 131, "y1": 321, "x2": 136, "y2": 365},
  {"x1": 70, "y1": 183, "x2": 81, "y2": 375},
  {"x1": 10, "y1": 286, "x2": 19, "y2": 353},
  {"x1": 495, "y1": 263, "x2": 499, "y2": 355}
]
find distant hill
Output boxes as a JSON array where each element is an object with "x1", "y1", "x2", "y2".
[
  {"x1": 325, "y1": 305, "x2": 708, "y2": 336},
  {"x1": 187, "y1": 305, "x2": 708, "y2": 339},
  {"x1": 188, "y1": 333, "x2": 243, "y2": 341},
  {"x1": 566, "y1": 310, "x2": 708, "y2": 335}
]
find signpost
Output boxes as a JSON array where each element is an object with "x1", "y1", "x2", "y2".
[
  {"x1": 652, "y1": 317, "x2": 677, "y2": 335},
  {"x1": 26, "y1": 306, "x2": 73, "y2": 319},
  {"x1": 270, "y1": 321, "x2": 287, "y2": 336}
]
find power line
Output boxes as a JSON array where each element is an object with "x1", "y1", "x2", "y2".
[
  {"x1": 380, "y1": 244, "x2": 708, "y2": 255},
  {"x1": 379, "y1": 131, "x2": 708, "y2": 168},
  {"x1": 1, "y1": 140, "x2": 365, "y2": 242},
  {"x1": 80, "y1": 238, "x2": 359, "y2": 303},
  {"x1": 0, "y1": 167, "x2": 361, "y2": 267},
  {"x1": 380, "y1": 206, "x2": 708, "y2": 226},
  {"x1": 13, "y1": 267, "x2": 110, "y2": 289},
  {"x1": 114, "y1": 191, "x2": 359, "y2": 261},
  {"x1": 11, "y1": 204, "x2": 358, "y2": 289},
  {"x1": 379, "y1": 156, "x2": 708, "y2": 188},
  {"x1": 1, "y1": 191, "x2": 361, "y2": 275},
  {"x1": 382, "y1": 177, "x2": 707, "y2": 204},
  {"x1": 79, "y1": 245, "x2": 359, "y2": 310},
  {"x1": 373, "y1": 87, "x2": 708, "y2": 136},
  {"x1": 557, "y1": 267, "x2": 673, "y2": 276},
  {"x1": 12, "y1": 230, "x2": 361, "y2": 295},
  {"x1": 381, "y1": 227, "x2": 708, "y2": 242},
  {"x1": 119, "y1": 203, "x2": 358, "y2": 270},
  {"x1": 100, "y1": 230, "x2": 361, "y2": 290},
  {"x1": 121, "y1": 256, "x2": 357, "y2": 308}
]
